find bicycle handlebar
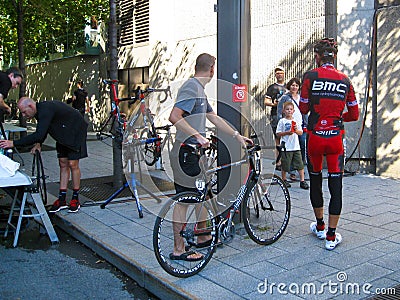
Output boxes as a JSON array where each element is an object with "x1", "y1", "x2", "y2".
[
  {"x1": 136, "y1": 86, "x2": 172, "y2": 103},
  {"x1": 154, "y1": 124, "x2": 172, "y2": 131},
  {"x1": 103, "y1": 79, "x2": 172, "y2": 104}
]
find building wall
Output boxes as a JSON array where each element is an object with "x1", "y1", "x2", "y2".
[
  {"x1": 337, "y1": 0, "x2": 375, "y2": 172},
  {"x1": 148, "y1": 0, "x2": 218, "y2": 126},
  {"x1": 14, "y1": 1, "x2": 400, "y2": 178},
  {"x1": 376, "y1": 5, "x2": 400, "y2": 177},
  {"x1": 250, "y1": 0, "x2": 326, "y2": 151},
  {"x1": 9, "y1": 55, "x2": 108, "y2": 131}
]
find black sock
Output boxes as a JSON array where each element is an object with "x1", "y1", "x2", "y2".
[
  {"x1": 316, "y1": 218, "x2": 325, "y2": 230},
  {"x1": 58, "y1": 190, "x2": 67, "y2": 202},
  {"x1": 327, "y1": 227, "x2": 336, "y2": 239},
  {"x1": 72, "y1": 189, "x2": 79, "y2": 200}
]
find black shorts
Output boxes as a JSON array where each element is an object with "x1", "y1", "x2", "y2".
[
  {"x1": 270, "y1": 115, "x2": 278, "y2": 138},
  {"x1": 170, "y1": 142, "x2": 201, "y2": 194},
  {"x1": 56, "y1": 133, "x2": 88, "y2": 160}
]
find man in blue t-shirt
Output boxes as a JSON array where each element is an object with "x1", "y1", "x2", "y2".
[{"x1": 168, "y1": 53, "x2": 251, "y2": 262}]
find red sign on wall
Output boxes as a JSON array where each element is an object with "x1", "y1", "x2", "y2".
[{"x1": 232, "y1": 84, "x2": 247, "y2": 102}]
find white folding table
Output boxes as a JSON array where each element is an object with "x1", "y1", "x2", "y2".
[
  {"x1": 2, "y1": 123, "x2": 27, "y2": 139},
  {"x1": 0, "y1": 170, "x2": 59, "y2": 247}
]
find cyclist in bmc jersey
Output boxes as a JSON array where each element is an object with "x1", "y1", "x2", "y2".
[{"x1": 299, "y1": 38, "x2": 359, "y2": 250}]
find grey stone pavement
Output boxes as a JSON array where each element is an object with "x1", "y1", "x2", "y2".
[{"x1": 13, "y1": 133, "x2": 400, "y2": 300}]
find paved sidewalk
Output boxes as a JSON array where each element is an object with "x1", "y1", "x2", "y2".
[{"x1": 17, "y1": 135, "x2": 400, "y2": 299}]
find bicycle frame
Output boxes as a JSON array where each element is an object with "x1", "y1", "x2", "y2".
[
  {"x1": 195, "y1": 144, "x2": 261, "y2": 225},
  {"x1": 97, "y1": 80, "x2": 136, "y2": 142},
  {"x1": 127, "y1": 86, "x2": 171, "y2": 130}
]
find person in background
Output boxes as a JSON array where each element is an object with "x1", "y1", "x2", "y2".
[
  {"x1": 71, "y1": 80, "x2": 90, "y2": 117},
  {"x1": 0, "y1": 67, "x2": 23, "y2": 122},
  {"x1": 0, "y1": 97, "x2": 88, "y2": 213},
  {"x1": 300, "y1": 38, "x2": 359, "y2": 250},
  {"x1": 264, "y1": 66, "x2": 287, "y2": 169},
  {"x1": 277, "y1": 77, "x2": 308, "y2": 181}
]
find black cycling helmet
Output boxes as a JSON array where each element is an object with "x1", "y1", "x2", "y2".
[{"x1": 313, "y1": 37, "x2": 338, "y2": 57}]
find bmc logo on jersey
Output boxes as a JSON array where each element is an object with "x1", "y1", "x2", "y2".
[
  {"x1": 315, "y1": 130, "x2": 340, "y2": 136},
  {"x1": 312, "y1": 80, "x2": 347, "y2": 94}
]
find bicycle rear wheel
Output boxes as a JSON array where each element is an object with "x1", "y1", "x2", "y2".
[
  {"x1": 242, "y1": 174, "x2": 290, "y2": 245},
  {"x1": 153, "y1": 192, "x2": 217, "y2": 278},
  {"x1": 31, "y1": 150, "x2": 48, "y2": 205}
]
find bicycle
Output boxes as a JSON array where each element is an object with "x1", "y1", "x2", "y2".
[
  {"x1": 153, "y1": 140, "x2": 290, "y2": 277},
  {"x1": 31, "y1": 149, "x2": 47, "y2": 205},
  {"x1": 125, "y1": 86, "x2": 173, "y2": 167},
  {"x1": 96, "y1": 79, "x2": 138, "y2": 144},
  {"x1": 97, "y1": 79, "x2": 172, "y2": 160},
  {"x1": 141, "y1": 124, "x2": 174, "y2": 167},
  {"x1": 97, "y1": 80, "x2": 171, "y2": 216}
]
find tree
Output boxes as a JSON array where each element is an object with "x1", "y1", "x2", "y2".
[
  {"x1": 1, "y1": 0, "x2": 125, "y2": 186},
  {"x1": 1, "y1": 0, "x2": 108, "y2": 128},
  {"x1": 0, "y1": 0, "x2": 109, "y2": 66},
  {"x1": 109, "y1": 0, "x2": 123, "y2": 188}
]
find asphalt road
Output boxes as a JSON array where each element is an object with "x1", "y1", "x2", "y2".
[{"x1": 0, "y1": 224, "x2": 158, "y2": 300}]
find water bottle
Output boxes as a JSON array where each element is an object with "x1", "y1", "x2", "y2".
[{"x1": 290, "y1": 120, "x2": 296, "y2": 132}]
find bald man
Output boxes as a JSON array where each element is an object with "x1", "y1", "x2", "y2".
[{"x1": 0, "y1": 97, "x2": 88, "y2": 213}]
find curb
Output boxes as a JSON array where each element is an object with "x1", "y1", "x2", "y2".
[{"x1": 52, "y1": 214, "x2": 197, "y2": 300}]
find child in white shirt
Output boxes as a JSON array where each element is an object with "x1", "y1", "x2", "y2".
[{"x1": 276, "y1": 101, "x2": 309, "y2": 189}]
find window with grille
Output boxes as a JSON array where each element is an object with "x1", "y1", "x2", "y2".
[
  {"x1": 119, "y1": 1, "x2": 134, "y2": 46},
  {"x1": 134, "y1": 0, "x2": 149, "y2": 44},
  {"x1": 118, "y1": 0, "x2": 149, "y2": 47}
]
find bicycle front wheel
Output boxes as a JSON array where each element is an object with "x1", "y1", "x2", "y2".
[
  {"x1": 32, "y1": 150, "x2": 47, "y2": 205},
  {"x1": 242, "y1": 174, "x2": 290, "y2": 245},
  {"x1": 153, "y1": 192, "x2": 217, "y2": 278}
]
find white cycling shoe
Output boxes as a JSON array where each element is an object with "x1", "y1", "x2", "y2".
[
  {"x1": 325, "y1": 233, "x2": 342, "y2": 250},
  {"x1": 310, "y1": 222, "x2": 326, "y2": 240}
]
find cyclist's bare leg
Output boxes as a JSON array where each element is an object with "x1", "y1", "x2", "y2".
[
  {"x1": 313, "y1": 207, "x2": 324, "y2": 220},
  {"x1": 275, "y1": 137, "x2": 281, "y2": 166},
  {"x1": 195, "y1": 204, "x2": 211, "y2": 244},
  {"x1": 68, "y1": 159, "x2": 81, "y2": 190},
  {"x1": 59, "y1": 158, "x2": 70, "y2": 190},
  {"x1": 299, "y1": 169, "x2": 305, "y2": 182},
  {"x1": 281, "y1": 170, "x2": 287, "y2": 181},
  {"x1": 172, "y1": 204, "x2": 203, "y2": 259},
  {"x1": 328, "y1": 214, "x2": 340, "y2": 230}
]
